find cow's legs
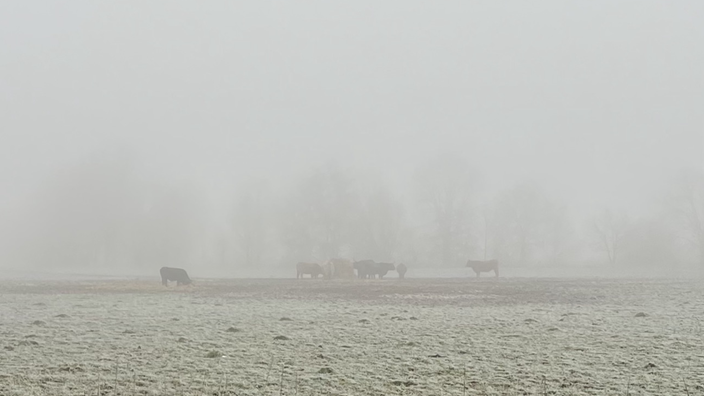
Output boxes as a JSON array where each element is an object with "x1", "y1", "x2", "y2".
[
  {"x1": 162, "y1": 277, "x2": 168, "y2": 286},
  {"x1": 494, "y1": 269, "x2": 499, "y2": 277}
]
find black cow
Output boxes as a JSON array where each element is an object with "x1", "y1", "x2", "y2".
[
  {"x1": 353, "y1": 260, "x2": 375, "y2": 279},
  {"x1": 368, "y1": 262, "x2": 396, "y2": 279},
  {"x1": 396, "y1": 263, "x2": 407, "y2": 279},
  {"x1": 296, "y1": 262, "x2": 324, "y2": 279},
  {"x1": 160, "y1": 267, "x2": 193, "y2": 286}
]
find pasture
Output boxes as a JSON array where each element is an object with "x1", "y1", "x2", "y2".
[{"x1": 1, "y1": 277, "x2": 703, "y2": 395}]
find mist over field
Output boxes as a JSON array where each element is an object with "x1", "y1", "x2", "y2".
[
  {"x1": 1, "y1": 2, "x2": 703, "y2": 279},
  {"x1": 4, "y1": 4, "x2": 704, "y2": 395}
]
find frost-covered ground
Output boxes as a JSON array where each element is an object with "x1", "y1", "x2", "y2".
[{"x1": 1, "y1": 278, "x2": 703, "y2": 395}]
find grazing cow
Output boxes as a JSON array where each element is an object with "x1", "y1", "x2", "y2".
[
  {"x1": 327, "y1": 258, "x2": 356, "y2": 279},
  {"x1": 466, "y1": 259, "x2": 499, "y2": 278},
  {"x1": 368, "y1": 262, "x2": 396, "y2": 279},
  {"x1": 396, "y1": 263, "x2": 407, "y2": 279},
  {"x1": 296, "y1": 262, "x2": 324, "y2": 279},
  {"x1": 160, "y1": 267, "x2": 193, "y2": 286}
]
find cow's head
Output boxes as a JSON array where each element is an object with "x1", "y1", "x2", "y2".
[{"x1": 383, "y1": 263, "x2": 396, "y2": 271}]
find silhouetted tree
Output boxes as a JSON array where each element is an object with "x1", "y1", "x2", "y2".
[
  {"x1": 414, "y1": 154, "x2": 476, "y2": 266},
  {"x1": 619, "y1": 216, "x2": 678, "y2": 272},
  {"x1": 232, "y1": 180, "x2": 269, "y2": 268},
  {"x1": 279, "y1": 163, "x2": 359, "y2": 262},
  {"x1": 536, "y1": 204, "x2": 576, "y2": 266},
  {"x1": 491, "y1": 183, "x2": 557, "y2": 265},
  {"x1": 668, "y1": 169, "x2": 704, "y2": 266},
  {"x1": 351, "y1": 185, "x2": 406, "y2": 262},
  {"x1": 590, "y1": 208, "x2": 630, "y2": 266},
  {"x1": 19, "y1": 151, "x2": 143, "y2": 269}
]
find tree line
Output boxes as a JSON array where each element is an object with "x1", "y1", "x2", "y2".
[{"x1": 4, "y1": 152, "x2": 704, "y2": 276}]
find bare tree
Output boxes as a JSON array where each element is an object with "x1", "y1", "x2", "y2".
[
  {"x1": 618, "y1": 217, "x2": 677, "y2": 271},
  {"x1": 535, "y1": 204, "x2": 576, "y2": 266},
  {"x1": 17, "y1": 152, "x2": 144, "y2": 269},
  {"x1": 591, "y1": 208, "x2": 630, "y2": 266},
  {"x1": 13, "y1": 150, "x2": 209, "y2": 273},
  {"x1": 414, "y1": 154, "x2": 476, "y2": 267},
  {"x1": 351, "y1": 185, "x2": 406, "y2": 262},
  {"x1": 668, "y1": 169, "x2": 704, "y2": 266},
  {"x1": 492, "y1": 183, "x2": 552, "y2": 265},
  {"x1": 135, "y1": 181, "x2": 207, "y2": 269},
  {"x1": 475, "y1": 202, "x2": 506, "y2": 262},
  {"x1": 479, "y1": 205, "x2": 492, "y2": 261},
  {"x1": 279, "y1": 163, "x2": 359, "y2": 262},
  {"x1": 232, "y1": 180, "x2": 268, "y2": 268}
]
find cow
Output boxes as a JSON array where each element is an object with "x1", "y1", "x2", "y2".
[
  {"x1": 368, "y1": 262, "x2": 396, "y2": 279},
  {"x1": 396, "y1": 263, "x2": 407, "y2": 279},
  {"x1": 160, "y1": 267, "x2": 193, "y2": 286},
  {"x1": 296, "y1": 262, "x2": 324, "y2": 279},
  {"x1": 327, "y1": 258, "x2": 356, "y2": 279},
  {"x1": 466, "y1": 259, "x2": 499, "y2": 278},
  {"x1": 353, "y1": 260, "x2": 375, "y2": 279}
]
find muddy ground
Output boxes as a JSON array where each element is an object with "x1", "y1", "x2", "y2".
[{"x1": 1, "y1": 277, "x2": 703, "y2": 395}]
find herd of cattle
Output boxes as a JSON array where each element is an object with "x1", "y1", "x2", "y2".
[
  {"x1": 295, "y1": 259, "x2": 407, "y2": 280},
  {"x1": 296, "y1": 258, "x2": 500, "y2": 280},
  {"x1": 159, "y1": 258, "x2": 499, "y2": 286}
]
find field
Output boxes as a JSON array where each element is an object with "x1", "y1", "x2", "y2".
[{"x1": 1, "y1": 277, "x2": 703, "y2": 395}]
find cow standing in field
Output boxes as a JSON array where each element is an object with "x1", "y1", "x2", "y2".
[
  {"x1": 296, "y1": 262, "x2": 324, "y2": 279},
  {"x1": 160, "y1": 267, "x2": 193, "y2": 286},
  {"x1": 327, "y1": 258, "x2": 356, "y2": 279},
  {"x1": 353, "y1": 260, "x2": 375, "y2": 279},
  {"x1": 466, "y1": 259, "x2": 499, "y2": 278},
  {"x1": 396, "y1": 263, "x2": 407, "y2": 279},
  {"x1": 368, "y1": 262, "x2": 396, "y2": 279}
]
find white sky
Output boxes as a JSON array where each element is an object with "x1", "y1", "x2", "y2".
[{"x1": 1, "y1": 1, "x2": 703, "y2": 218}]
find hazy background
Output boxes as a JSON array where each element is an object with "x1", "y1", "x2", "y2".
[{"x1": 1, "y1": 1, "x2": 703, "y2": 278}]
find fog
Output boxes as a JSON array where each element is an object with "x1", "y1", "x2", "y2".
[{"x1": 1, "y1": 2, "x2": 703, "y2": 278}]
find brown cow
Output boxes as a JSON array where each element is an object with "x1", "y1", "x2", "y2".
[
  {"x1": 466, "y1": 259, "x2": 499, "y2": 278},
  {"x1": 396, "y1": 263, "x2": 407, "y2": 279},
  {"x1": 296, "y1": 262, "x2": 324, "y2": 279},
  {"x1": 326, "y1": 258, "x2": 356, "y2": 279}
]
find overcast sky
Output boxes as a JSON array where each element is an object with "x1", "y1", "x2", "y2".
[{"x1": 2, "y1": 1, "x2": 703, "y2": 217}]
